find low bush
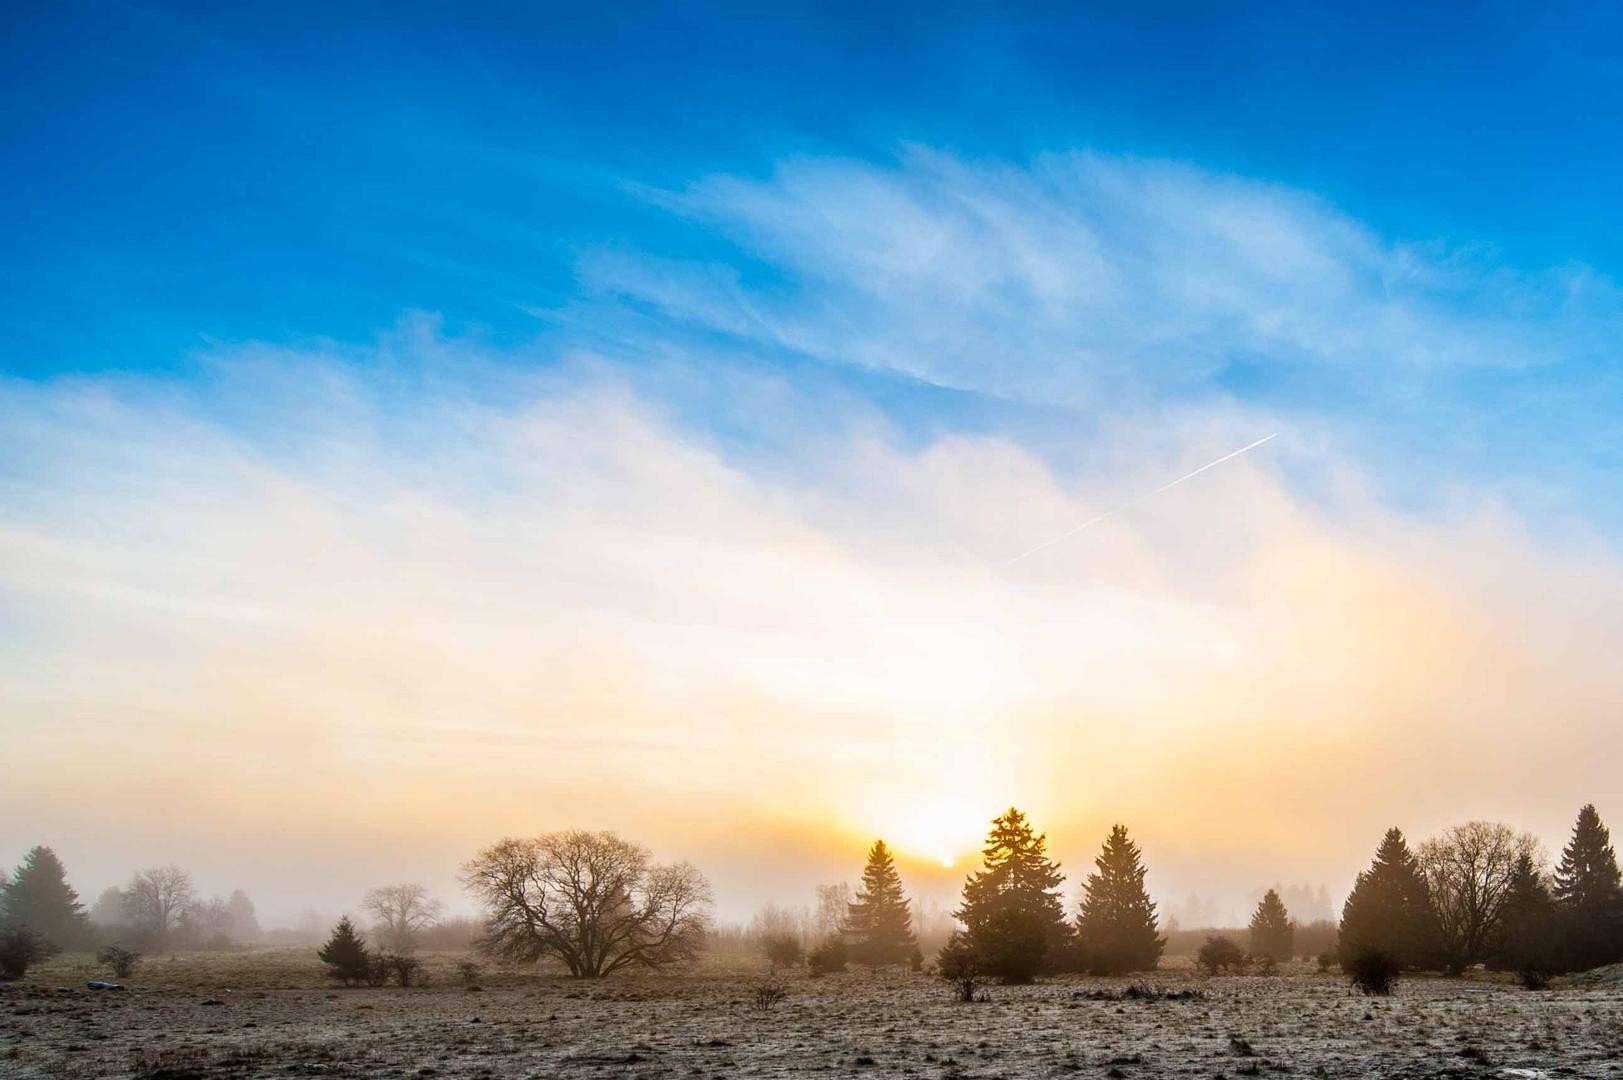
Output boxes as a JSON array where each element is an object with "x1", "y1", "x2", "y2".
[
  {"x1": 96, "y1": 944, "x2": 142, "y2": 979},
  {"x1": 0, "y1": 927, "x2": 56, "y2": 980},
  {"x1": 384, "y1": 953, "x2": 423, "y2": 987},
  {"x1": 1345, "y1": 947, "x2": 1399, "y2": 996},
  {"x1": 937, "y1": 932, "x2": 982, "y2": 1003},
  {"x1": 806, "y1": 937, "x2": 847, "y2": 976},
  {"x1": 761, "y1": 932, "x2": 804, "y2": 969},
  {"x1": 1196, "y1": 934, "x2": 1248, "y2": 975}
]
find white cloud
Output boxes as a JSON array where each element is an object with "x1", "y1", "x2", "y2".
[
  {"x1": 599, "y1": 148, "x2": 1621, "y2": 414},
  {"x1": 4, "y1": 333, "x2": 1623, "y2": 920}
]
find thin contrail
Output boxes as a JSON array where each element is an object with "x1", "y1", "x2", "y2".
[{"x1": 1002, "y1": 433, "x2": 1278, "y2": 567}]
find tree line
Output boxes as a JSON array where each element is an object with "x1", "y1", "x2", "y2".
[
  {"x1": 8, "y1": 801, "x2": 1621, "y2": 993},
  {"x1": 1334, "y1": 804, "x2": 1623, "y2": 990}
]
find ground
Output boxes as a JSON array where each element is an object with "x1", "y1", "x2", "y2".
[{"x1": 4, "y1": 952, "x2": 1623, "y2": 1079}]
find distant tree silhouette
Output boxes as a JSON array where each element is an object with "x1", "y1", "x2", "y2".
[
  {"x1": 1074, "y1": 825, "x2": 1165, "y2": 974},
  {"x1": 122, "y1": 865, "x2": 194, "y2": 949},
  {"x1": 845, "y1": 840, "x2": 918, "y2": 966},
  {"x1": 463, "y1": 830, "x2": 710, "y2": 977},
  {"x1": 181, "y1": 895, "x2": 234, "y2": 948},
  {"x1": 1552, "y1": 804, "x2": 1623, "y2": 971},
  {"x1": 954, "y1": 808, "x2": 1071, "y2": 975},
  {"x1": 1248, "y1": 888, "x2": 1294, "y2": 965},
  {"x1": 0, "y1": 846, "x2": 89, "y2": 951},
  {"x1": 1338, "y1": 828, "x2": 1439, "y2": 970},
  {"x1": 89, "y1": 887, "x2": 127, "y2": 929},
  {"x1": 318, "y1": 916, "x2": 371, "y2": 985},
  {"x1": 225, "y1": 890, "x2": 261, "y2": 944},
  {"x1": 750, "y1": 903, "x2": 804, "y2": 967},
  {"x1": 362, "y1": 883, "x2": 443, "y2": 954},
  {"x1": 1419, "y1": 821, "x2": 1539, "y2": 974},
  {"x1": 1490, "y1": 851, "x2": 1563, "y2": 988},
  {"x1": 815, "y1": 883, "x2": 850, "y2": 939}
]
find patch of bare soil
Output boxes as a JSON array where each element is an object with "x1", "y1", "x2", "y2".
[{"x1": 3, "y1": 952, "x2": 1622, "y2": 1079}]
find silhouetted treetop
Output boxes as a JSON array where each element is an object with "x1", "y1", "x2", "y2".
[
  {"x1": 1339, "y1": 827, "x2": 1440, "y2": 970},
  {"x1": 845, "y1": 840, "x2": 917, "y2": 966},
  {"x1": 1074, "y1": 824, "x2": 1164, "y2": 974},
  {"x1": 0, "y1": 846, "x2": 89, "y2": 951}
]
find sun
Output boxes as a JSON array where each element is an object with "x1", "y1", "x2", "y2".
[{"x1": 885, "y1": 798, "x2": 987, "y2": 871}]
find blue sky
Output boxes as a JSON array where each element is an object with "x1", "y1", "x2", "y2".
[
  {"x1": 6, "y1": 1, "x2": 1623, "y2": 370},
  {"x1": 6, "y1": 2, "x2": 1623, "y2": 529},
  {"x1": 6, "y1": 3, "x2": 1623, "y2": 912}
]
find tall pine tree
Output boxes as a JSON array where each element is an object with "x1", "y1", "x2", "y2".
[
  {"x1": 1490, "y1": 850, "x2": 1563, "y2": 983},
  {"x1": 1338, "y1": 827, "x2": 1440, "y2": 970},
  {"x1": 1248, "y1": 888, "x2": 1294, "y2": 964},
  {"x1": 0, "y1": 847, "x2": 89, "y2": 951},
  {"x1": 955, "y1": 808, "x2": 1072, "y2": 975},
  {"x1": 1552, "y1": 803, "x2": 1623, "y2": 971},
  {"x1": 1074, "y1": 825, "x2": 1165, "y2": 974},
  {"x1": 845, "y1": 840, "x2": 918, "y2": 966}
]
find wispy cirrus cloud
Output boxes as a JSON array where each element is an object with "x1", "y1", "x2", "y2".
[{"x1": 582, "y1": 149, "x2": 1623, "y2": 531}]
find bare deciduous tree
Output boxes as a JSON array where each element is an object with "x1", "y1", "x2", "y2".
[
  {"x1": 462, "y1": 830, "x2": 710, "y2": 977},
  {"x1": 750, "y1": 902, "x2": 804, "y2": 967},
  {"x1": 815, "y1": 883, "x2": 850, "y2": 939},
  {"x1": 1418, "y1": 821, "x2": 1542, "y2": 974},
  {"x1": 362, "y1": 883, "x2": 444, "y2": 953},
  {"x1": 123, "y1": 865, "x2": 194, "y2": 947}
]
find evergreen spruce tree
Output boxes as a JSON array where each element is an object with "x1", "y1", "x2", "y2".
[
  {"x1": 845, "y1": 840, "x2": 918, "y2": 966},
  {"x1": 318, "y1": 916, "x2": 372, "y2": 985},
  {"x1": 1074, "y1": 825, "x2": 1165, "y2": 974},
  {"x1": 1338, "y1": 827, "x2": 1440, "y2": 970},
  {"x1": 1248, "y1": 888, "x2": 1294, "y2": 965},
  {"x1": 955, "y1": 808, "x2": 1072, "y2": 976},
  {"x1": 0, "y1": 846, "x2": 90, "y2": 951},
  {"x1": 1552, "y1": 803, "x2": 1623, "y2": 970},
  {"x1": 1491, "y1": 851, "x2": 1563, "y2": 985}
]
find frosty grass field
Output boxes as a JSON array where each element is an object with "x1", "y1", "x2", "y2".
[{"x1": 6, "y1": 951, "x2": 1623, "y2": 1079}]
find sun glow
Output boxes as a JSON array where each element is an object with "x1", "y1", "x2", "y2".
[{"x1": 878, "y1": 797, "x2": 992, "y2": 872}]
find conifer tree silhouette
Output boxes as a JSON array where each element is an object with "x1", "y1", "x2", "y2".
[
  {"x1": 1248, "y1": 888, "x2": 1294, "y2": 964},
  {"x1": 954, "y1": 808, "x2": 1071, "y2": 976},
  {"x1": 1074, "y1": 824, "x2": 1165, "y2": 974},
  {"x1": 0, "y1": 846, "x2": 89, "y2": 951},
  {"x1": 1553, "y1": 804, "x2": 1623, "y2": 970},
  {"x1": 318, "y1": 916, "x2": 372, "y2": 985},
  {"x1": 1491, "y1": 850, "x2": 1563, "y2": 985},
  {"x1": 845, "y1": 840, "x2": 918, "y2": 966},
  {"x1": 1338, "y1": 827, "x2": 1440, "y2": 970}
]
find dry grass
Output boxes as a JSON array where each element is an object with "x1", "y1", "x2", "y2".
[{"x1": 3, "y1": 952, "x2": 1622, "y2": 1078}]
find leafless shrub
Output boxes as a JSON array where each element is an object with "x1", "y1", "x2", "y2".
[
  {"x1": 384, "y1": 953, "x2": 423, "y2": 986},
  {"x1": 96, "y1": 944, "x2": 141, "y2": 979},
  {"x1": 751, "y1": 983, "x2": 787, "y2": 1012}
]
